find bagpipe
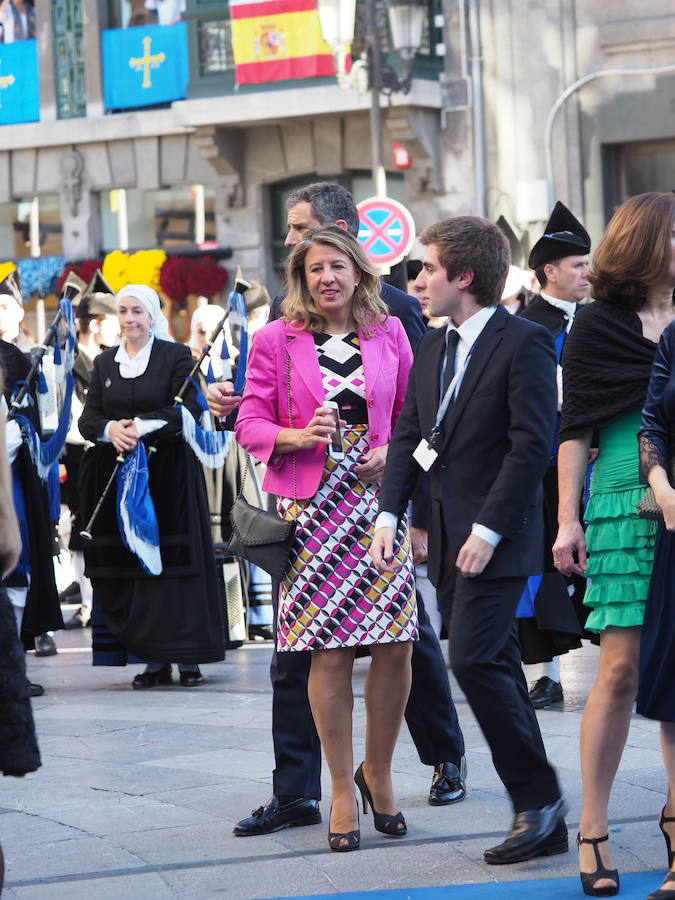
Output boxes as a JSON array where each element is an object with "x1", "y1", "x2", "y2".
[
  {"x1": 8, "y1": 284, "x2": 79, "y2": 481},
  {"x1": 79, "y1": 286, "x2": 250, "y2": 576}
]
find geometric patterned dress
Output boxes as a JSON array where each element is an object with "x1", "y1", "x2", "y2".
[{"x1": 276, "y1": 332, "x2": 417, "y2": 652}]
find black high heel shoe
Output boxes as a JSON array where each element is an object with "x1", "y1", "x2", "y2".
[
  {"x1": 660, "y1": 806, "x2": 675, "y2": 867},
  {"x1": 354, "y1": 763, "x2": 406, "y2": 837},
  {"x1": 576, "y1": 833, "x2": 619, "y2": 897},
  {"x1": 646, "y1": 871, "x2": 675, "y2": 899},
  {"x1": 327, "y1": 802, "x2": 360, "y2": 852}
]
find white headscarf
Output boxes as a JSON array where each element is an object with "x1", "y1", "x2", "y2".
[
  {"x1": 116, "y1": 284, "x2": 173, "y2": 342},
  {"x1": 190, "y1": 303, "x2": 226, "y2": 337}
]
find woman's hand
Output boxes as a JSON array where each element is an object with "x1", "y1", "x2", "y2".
[
  {"x1": 355, "y1": 444, "x2": 388, "y2": 484},
  {"x1": 109, "y1": 419, "x2": 140, "y2": 454},
  {"x1": 552, "y1": 519, "x2": 587, "y2": 576},
  {"x1": 0, "y1": 510, "x2": 21, "y2": 579},
  {"x1": 296, "y1": 407, "x2": 346, "y2": 450},
  {"x1": 655, "y1": 487, "x2": 675, "y2": 532}
]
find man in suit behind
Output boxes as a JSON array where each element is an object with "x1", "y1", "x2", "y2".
[
  {"x1": 371, "y1": 216, "x2": 567, "y2": 864},
  {"x1": 212, "y1": 183, "x2": 467, "y2": 837}
]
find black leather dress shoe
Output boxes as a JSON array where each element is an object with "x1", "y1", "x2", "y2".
[
  {"x1": 179, "y1": 668, "x2": 204, "y2": 686},
  {"x1": 34, "y1": 633, "x2": 57, "y2": 657},
  {"x1": 248, "y1": 624, "x2": 274, "y2": 641},
  {"x1": 29, "y1": 681, "x2": 45, "y2": 698},
  {"x1": 233, "y1": 796, "x2": 321, "y2": 836},
  {"x1": 529, "y1": 676, "x2": 564, "y2": 709},
  {"x1": 132, "y1": 664, "x2": 173, "y2": 689},
  {"x1": 484, "y1": 798, "x2": 568, "y2": 864},
  {"x1": 428, "y1": 757, "x2": 467, "y2": 806}
]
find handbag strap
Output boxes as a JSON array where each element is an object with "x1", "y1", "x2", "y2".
[{"x1": 237, "y1": 348, "x2": 297, "y2": 509}]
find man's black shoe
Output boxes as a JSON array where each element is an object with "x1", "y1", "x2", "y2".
[
  {"x1": 28, "y1": 681, "x2": 45, "y2": 697},
  {"x1": 233, "y1": 796, "x2": 321, "y2": 836},
  {"x1": 34, "y1": 633, "x2": 57, "y2": 657},
  {"x1": 529, "y1": 676, "x2": 564, "y2": 709},
  {"x1": 248, "y1": 624, "x2": 274, "y2": 641},
  {"x1": 428, "y1": 756, "x2": 467, "y2": 806},
  {"x1": 484, "y1": 798, "x2": 568, "y2": 864},
  {"x1": 179, "y1": 668, "x2": 204, "y2": 687}
]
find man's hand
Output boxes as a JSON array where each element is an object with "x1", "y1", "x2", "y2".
[
  {"x1": 456, "y1": 533, "x2": 495, "y2": 577},
  {"x1": 552, "y1": 520, "x2": 587, "y2": 576},
  {"x1": 206, "y1": 381, "x2": 241, "y2": 419},
  {"x1": 370, "y1": 526, "x2": 401, "y2": 574},
  {"x1": 410, "y1": 526, "x2": 428, "y2": 564},
  {"x1": 109, "y1": 419, "x2": 139, "y2": 454},
  {"x1": 355, "y1": 444, "x2": 388, "y2": 484}
]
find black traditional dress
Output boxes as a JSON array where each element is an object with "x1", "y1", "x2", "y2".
[
  {"x1": 78, "y1": 339, "x2": 224, "y2": 665},
  {"x1": 0, "y1": 340, "x2": 62, "y2": 646}
]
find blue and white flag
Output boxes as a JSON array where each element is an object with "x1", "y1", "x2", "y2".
[
  {"x1": 227, "y1": 290, "x2": 249, "y2": 394},
  {"x1": 180, "y1": 404, "x2": 231, "y2": 470},
  {"x1": 116, "y1": 442, "x2": 162, "y2": 576}
]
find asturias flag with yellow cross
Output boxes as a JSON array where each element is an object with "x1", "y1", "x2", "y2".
[
  {"x1": 230, "y1": 0, "x2": 335, "y2": 85},
  {"x1": 101, "y1": 21, "x2": 188, "y2": 111}
]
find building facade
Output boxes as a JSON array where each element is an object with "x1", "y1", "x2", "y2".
[{"x1": 0, "y1": 0, "x2": 673, "y2": 297}]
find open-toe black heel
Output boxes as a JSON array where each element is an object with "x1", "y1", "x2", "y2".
[
  {"x1": 577, "y1": 833, "x2": 619, "y2": 897},
  {"x1": 659, "y1": 806, "x2": 675, "y2": 867},
  {"x1": 354, "y1": 762, "x2": 406, "y2": 837},
  {"x1": 647, "y1": 870, "x2": 675, "y2": 899},
  {"x1": 327, "y1": 803, "x2": 360, "y2": 852}
]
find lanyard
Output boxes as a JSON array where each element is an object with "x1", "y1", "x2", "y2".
[{"x1": 429, "y1": 340, "x2": 475, "y2": 446}]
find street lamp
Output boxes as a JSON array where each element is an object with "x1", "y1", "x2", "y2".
[{"x1": 317, "y1": 0, "x2": 426, "y2": 196}]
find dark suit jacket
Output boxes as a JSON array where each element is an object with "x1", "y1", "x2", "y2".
[
  {"x1": 270, "y1": 281, "x2": 426, "y2": 351},
  {"x1": 379, "y1": 305, "x2": 557, "y2": 585}
]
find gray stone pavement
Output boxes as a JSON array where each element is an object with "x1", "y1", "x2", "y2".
[{"x1": 0, "y1": 615, "x2": 668, "y2": 899}]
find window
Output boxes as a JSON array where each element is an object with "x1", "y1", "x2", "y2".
[
  {"x1": 0, "y1": 196, "x2": 63, "y2": 259},
  {"x1": 605, "y1": 140, "x2": 675, "y2": 215},
  {"x1": 52, "y1": 0, "x2": 86, "y2": 119},
  {"x1": 100, "y1": 185, "x2": 216, "y2": 252}
]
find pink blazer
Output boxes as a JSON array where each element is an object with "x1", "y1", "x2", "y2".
[{"x1": 235, "y1": 317, "x2": 413, "y2": 499}]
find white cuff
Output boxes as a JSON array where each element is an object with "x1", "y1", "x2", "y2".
[
  {"x1": 375, "y1": 511, "x2": 398, "y2": 532},
  {"x1": 6, "y1": 419, "x2": 22, "y2": 464},
  {"x1": 102, "y1": 421, "x2": 114, "y2": 442},
  {"x1": 471, "y1": 523, "x2": 502, "y2": 547},
  {"x1": 134, "y1": 417, "x2": 167, "y2": 437}
]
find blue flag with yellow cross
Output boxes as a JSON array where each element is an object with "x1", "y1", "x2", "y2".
[
  {"x1": 101, "y1": 22, "x2": 188, "y2": 111},
  {"x1": 0, "y1": 39, "x2": 39, "y2": 125}
]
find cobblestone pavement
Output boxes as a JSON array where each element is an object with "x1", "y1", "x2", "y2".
[{"x1": 0, "y1": 618, "x2": 667, "y2": 899}]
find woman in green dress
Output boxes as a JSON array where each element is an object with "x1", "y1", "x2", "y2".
[{"x1": 553, "y1": 192, "x2": 675, "y2": 897}]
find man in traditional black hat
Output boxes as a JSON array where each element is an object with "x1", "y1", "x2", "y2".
[
  {"x1": 518, "y1": 201, "x2": 592, "y2": 709},
  {"x1": 61, "y1": 271, "x2": 119, "y2": 630}
]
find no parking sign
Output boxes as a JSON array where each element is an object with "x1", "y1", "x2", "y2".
[{"x1": 357, "y1": 197, "x2": 416, "y2": 268}]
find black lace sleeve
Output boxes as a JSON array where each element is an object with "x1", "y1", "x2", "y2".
[
  {"x1": 638, "y1": 323, "x2": 675, "y2": 482},
  {"x1": 639, "y1": 435, "x2": 668, "y2": 482}
]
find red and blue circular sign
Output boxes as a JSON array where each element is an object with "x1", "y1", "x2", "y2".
[{"x1": 357, "y1": 197, "x2": 416, "y2": 267}]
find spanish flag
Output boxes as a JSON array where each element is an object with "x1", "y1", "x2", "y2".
[{"x1": 230, "y1": 0, "x2": 335, "y2": 85}]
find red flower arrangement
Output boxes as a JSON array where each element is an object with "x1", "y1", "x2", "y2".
[
  {"x1": 57, "y1": 259, "x2": 100, "y2": 295},
  {"x1": 159, "y1": 255, "x2": 228, "y2": 305}
]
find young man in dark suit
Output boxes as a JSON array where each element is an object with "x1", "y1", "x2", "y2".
[
  {"x1": 210, "y1": 183, "x2": 466, "y2": 837},
  {"x1": 371, "y1": 216, "x2": 567, "y2": 864}
]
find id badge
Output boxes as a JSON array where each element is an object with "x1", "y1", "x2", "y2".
[{"x1": 413, "y1": 439, "x2": 438, "y2": 471}]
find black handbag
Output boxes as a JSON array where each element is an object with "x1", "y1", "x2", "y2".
[{"x1": 227, "y1": 353, "x2": 297, "y2": 580}]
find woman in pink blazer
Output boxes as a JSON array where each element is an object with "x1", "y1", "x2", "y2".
[{"x1": 236, "y1": 227, "x2": 417, "y2": 852}]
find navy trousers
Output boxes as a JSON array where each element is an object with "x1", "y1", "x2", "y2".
[{"x1": 270, "y1": 593, "x2": 465, "y2": 800}]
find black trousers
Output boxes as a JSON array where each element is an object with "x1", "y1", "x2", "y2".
[
  {"x1": 270, "y1": 592, "x2": 465, "y2": 800},
  {"x1": 437, "y1": 557, "x2": 561, "y2": 813}
]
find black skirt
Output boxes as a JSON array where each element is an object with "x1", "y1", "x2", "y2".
[{"x1": 79, "y1": 439, "x2": 224, "y2": 665}]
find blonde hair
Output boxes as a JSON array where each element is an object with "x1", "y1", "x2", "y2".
[{"x1": 281, "y1": 226, "x2": 388, "y2": 337}]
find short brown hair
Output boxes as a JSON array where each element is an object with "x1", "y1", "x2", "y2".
[
  {"x1": 420, "y1": 217, "x2": 510, "y2": 306},
  {"x1": 281, "y1": 226, "x2": 388, "y2": 336},
  {"x1": 590, "y1": 192, "x2": 675, "y2": 310}
]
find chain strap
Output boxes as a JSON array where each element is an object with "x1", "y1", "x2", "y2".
[{"x1": 237, "y1": 347, "x2": 297, "y2": 511}]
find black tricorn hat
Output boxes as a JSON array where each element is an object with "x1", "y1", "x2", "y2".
[
  {"x1": 496, "y1": 215, "x2": 524, "y2": 268},
  {"x1": 0, "y1": 270, "x2": 22, "y2": 307},
  {"x1": 528, "y1": 201, "x2": 591, "y2": 270},
  {"x1": 79, "y1": 270, "x2": 116, "y2": 318}
]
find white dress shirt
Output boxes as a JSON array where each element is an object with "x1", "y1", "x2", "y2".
[{"x1": 376, "y1": 305, "x2": 502, "y2": 548}]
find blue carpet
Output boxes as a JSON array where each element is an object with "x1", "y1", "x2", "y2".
[{"x1": 274, "y1": 870, "x2": 664, "y2": 898}]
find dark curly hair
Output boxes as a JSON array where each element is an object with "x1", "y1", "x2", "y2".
[{"x1": 590, "y1": 192, "x2": 675, "y2": 310}]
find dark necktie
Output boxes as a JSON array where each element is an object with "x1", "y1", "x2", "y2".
[{"x1": 442, "y1": 330, "x2": 461, "y2": 397}]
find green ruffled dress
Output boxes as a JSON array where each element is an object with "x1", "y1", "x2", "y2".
[{"x1": 583, "y1": 405, "x2": 658, "y2": 633}]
